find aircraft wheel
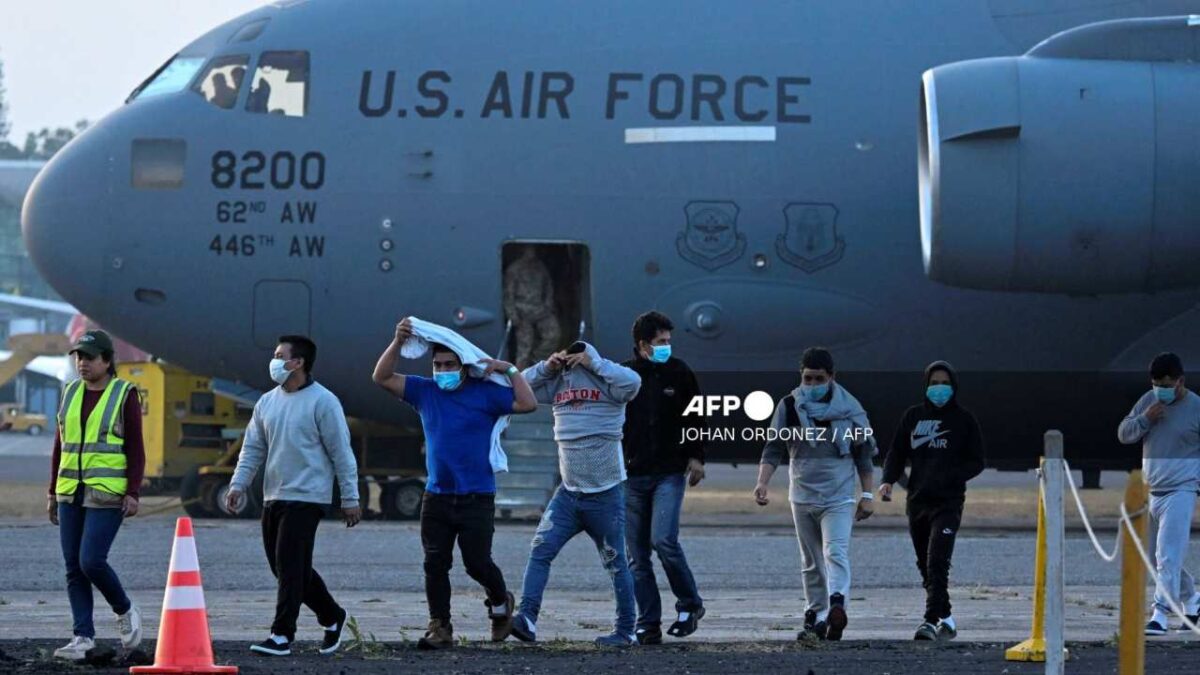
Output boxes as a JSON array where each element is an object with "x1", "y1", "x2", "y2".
[{"x1": 381, "y1": 480, "x2": 424, "y2": 520}]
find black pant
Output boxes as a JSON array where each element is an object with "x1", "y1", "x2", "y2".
[
  {"x1": 261, "y1": 501, "x2": 341, "y2": 640},
  {"x1": 907, "y1": 499, "x2": 963, "y2": 623},
  {"x1": 420, "y1": 492, "x2": 507, "y2": 622}
]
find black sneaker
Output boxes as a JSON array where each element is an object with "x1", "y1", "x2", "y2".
[
  {"x1": 635, "y1": 625, "x2": 663, "y2": 645},
  {"x1": 510, "y1": 613, "x2": 537, "y2": 643},
  {"x1": 825, "y1": 594, "x2": 848, "y2": 641},
  {"x1": 1144, "y1": 620, "x2": 1167, "y2": 636},
  {"x1": 250, "y1": 635, "x2": 291, "y2": 656},
  {"x1": 802, "y1": 609, "x2": 817, "y2": 632},
  {"x1": 667, "y1": 607, "x2": 705, "y2": 638},
  {"x1": 798, "y1": 621, "x2": 827, "y2": 641},
  {"x1": 319, "y1": 607, "x2": 348, "y2": 655},
  {"x1": 1179, "y1": 614, "x2": 1199, "y2": 632},
  {"x1": 914, "y1": 622, "x2": 938, "y2": 640}
]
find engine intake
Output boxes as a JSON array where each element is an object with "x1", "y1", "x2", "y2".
[{"x1": 919, "y1": 16, "x2": 1200, "y2": 294}]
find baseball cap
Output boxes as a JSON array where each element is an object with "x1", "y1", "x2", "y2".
[{"x1": 71, "y1": 330, "x2": 114, "y2": 358}]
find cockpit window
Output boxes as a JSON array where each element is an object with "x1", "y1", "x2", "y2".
[
  {"x1": 191, "y1": 55, "x2": 250, "y2": 109},
  {"x1": 246, "y1": 51, "x2": 309, "y2": 117},
  {"x1": 129, "y1": 55, "x2": 206, "y2": 102}
]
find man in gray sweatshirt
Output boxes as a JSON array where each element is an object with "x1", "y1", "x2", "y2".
[
  {"x1": 755, "y1": 347, "x2": 876, "y2": 642},
  {"x1": 510, "y1": 342, "x2": 642, "y2": 647},
  {"x1": 1117, "y1": 352, "x2": 1200, "y2": 635},
  {"x1": 227, "y1": 335, "x2": 361, "y2": 657}
]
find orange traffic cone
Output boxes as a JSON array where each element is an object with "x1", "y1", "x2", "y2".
[{"x1": 131, "y1": 517, "x2": 237, "y2": 674}]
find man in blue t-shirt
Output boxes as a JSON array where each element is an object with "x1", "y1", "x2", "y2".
[{"x1": 373, "y1": 317, "x2": 538, "y2": 649}]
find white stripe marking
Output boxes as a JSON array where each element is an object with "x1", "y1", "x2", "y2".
[
  {"x1": 169, "y1": 536, "x2": 199, "y2": 572},
  {"x1": 164, "y1": 585, "x2": 206, "y2": 610},
  {"x1": 624, "y1": 126, "x2": 776, "y2": 144}
]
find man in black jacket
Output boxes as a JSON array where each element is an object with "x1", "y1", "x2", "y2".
[
  {"x1": 880, "y1": 361, "x2": 985, "y2": 641},
  {"x1": 621, "y1": 311, "x2": 706, "y2": 645}
]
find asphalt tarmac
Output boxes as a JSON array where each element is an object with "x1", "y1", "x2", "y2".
[{"x1": 1, "y1": 639, "x2": 1196, "y2": 674}]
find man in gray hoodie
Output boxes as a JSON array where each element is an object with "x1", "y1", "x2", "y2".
[
  {"x1": 510, "y1": 342, "x2": 642, "y2": 647},
  {"x1": 227, "y1": 335, "x2": 361, "y2": 657},
  {"x1": 754, "y1": 347, "x2": 876, "y2": 642},
  {"x1": 1118, "y1": 352, "x2": 1200, "y2": 635}
]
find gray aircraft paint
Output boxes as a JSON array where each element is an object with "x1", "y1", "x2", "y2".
[{"x1": 21, "y1": 0, "x2": 1200, "y2": 467}]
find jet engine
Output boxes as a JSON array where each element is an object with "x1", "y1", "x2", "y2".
[{"x1": 919, "y1": 16, "x2": 1200, "y2": 294}]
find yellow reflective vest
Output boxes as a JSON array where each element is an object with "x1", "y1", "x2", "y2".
[{"x1": 55, "y1": 377, "x2": 134, "y2": 497}]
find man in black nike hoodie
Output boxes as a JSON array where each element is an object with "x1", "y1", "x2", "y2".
[{"x1": 880, "y1": 361, "x2": 985, "y2": 641}]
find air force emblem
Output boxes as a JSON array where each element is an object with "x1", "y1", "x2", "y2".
[
  {"x1": 677, "y1": 201, "x2": 746, "y2": 271},
  {"x1": 777, "y1": 203, "x2": 845, "y2": 273}
]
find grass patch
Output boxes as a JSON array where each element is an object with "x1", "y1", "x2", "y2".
[{"x1": 345, "y1": 616, "x2": 389, "y2": 658}]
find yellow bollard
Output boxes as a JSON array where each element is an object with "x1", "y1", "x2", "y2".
[
  {"x1": 1118, "y1": 470, "x2": 1148, "y2": 675},
  {"x1": 1006, "y1": 473, "x2": 1048, "y2": 662}
]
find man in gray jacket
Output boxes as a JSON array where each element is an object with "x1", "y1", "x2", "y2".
[
  {"x1": 227, "y1": 335, "x2": 361, "y2": 657},
  {"x1": 510, "y1": 342, "x2": 642, "y2": 647},
  {"x1": 1118, "y1": 352, "x2": 1200, "y2": 635},
  {"x1": 754, "y1": 347, "x2": 876, "y2": 642}
]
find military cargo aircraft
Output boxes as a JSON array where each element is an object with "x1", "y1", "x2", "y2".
[{"x1": 21, "y1": 0, "x2": 1200, "y2": 484}]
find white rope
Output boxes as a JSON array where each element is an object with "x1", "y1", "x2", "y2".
[
  {"x1": 1046, "y1": 461, "x2": 1200, "y2": 636},
  {"x1": 1118, "y1": 501, "x2": 1200, "y2": 636},
  {"x1": 1060, "y1": 462, "x2": 1121, "y2": 562}
]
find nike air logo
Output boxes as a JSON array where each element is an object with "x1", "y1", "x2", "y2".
[{"x1": 911, "y1": 420, "x2": 950, "y2": 449}]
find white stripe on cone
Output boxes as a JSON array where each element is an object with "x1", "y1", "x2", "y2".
[
  {"x1": 164, "y1": 585, "x2": 206, "y2": 611},
  {"x1": 169, "y1": 536, "x2": 200, "y2": 572}
]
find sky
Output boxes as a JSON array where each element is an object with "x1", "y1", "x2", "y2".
[{"x1": 0, "y1": 1, "x2": 267, "y2": 142}]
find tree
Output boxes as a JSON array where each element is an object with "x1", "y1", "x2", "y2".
[
  {"x1": 0, "y1": 57, "x2": 90, "y2": 161},
  {"x1": 20, "y1": 120, "x2": 89, "y2": 161},
  {"x1": 0, "y1": 58, "x2": 20, "y2": 160}
]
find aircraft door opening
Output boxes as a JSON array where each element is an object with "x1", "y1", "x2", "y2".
[{"x1": 501, "y1": 242, "x2": 591, "y2": 369}]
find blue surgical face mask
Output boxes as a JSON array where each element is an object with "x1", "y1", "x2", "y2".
[
  {"x1": 1154, "y1": 385, "x2": 1177, "y2": 404},
  {"x1": 269, "y1": 358, "x2": 292, "y2": 385},
  {"x1": 926, "y1": 384, "x2": 953, "y2": 407},
  {"x1": 800, "y1": 382, "x2": 829, "y2": 402},
  {"x1": 650, "y1": 344, "x2": 671, "y2": 363},
  {"x1": 434, "y1": 371, "x2": 462, "y2": 391}
]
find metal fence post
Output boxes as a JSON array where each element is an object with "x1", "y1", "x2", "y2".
[{"x1": 1043, "y1": 430, "x2": 1066, "y2": 675}]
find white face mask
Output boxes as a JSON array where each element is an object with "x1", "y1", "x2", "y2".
[{"x1": 269, "y1": 358, "x2": 294, "y2": 385}]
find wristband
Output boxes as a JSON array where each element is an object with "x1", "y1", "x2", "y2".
[
  {"x1": 861, "y1": 491, "x2": 874, "y2": 501},
  {"x1": 505, "y1": 365, "x2": 519, "y2": 377}
]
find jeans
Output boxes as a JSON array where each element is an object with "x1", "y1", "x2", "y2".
[
  {"x1": 625, "y1": 473, "x2": 702, "y2": 628},
  {"x1": 1150, "y1": 489, "x2": 1197, "y2": 617},
  {"x1": 907, "y1": 499, "x2": 963, "y2": 623},
  {"x1": 790, "y1": 500, "x2": 854, "y2": 619},
  {"x1": 261, "y1": 501, "x2": 342, "y2": 640},
  {"x1": 59, "y1": 497, "x2": 131, "y2": 638},
  {"x1": 518, "y1": 484, "x2": 636, "y2": 636},
  {"x1": 420, "y1": 492, "x2": 508, "y2": 622}
]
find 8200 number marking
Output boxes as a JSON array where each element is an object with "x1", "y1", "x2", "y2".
[{"x1": 211, "y1": 151, "x2": 325, "y2": 190}]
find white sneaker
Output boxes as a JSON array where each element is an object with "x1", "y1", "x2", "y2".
[
  {"x1": 117, "y1": 604, "x2": 142, "y2": 648},
  {"x1": 53, "y1": 636, "x2": 95, "y2": 661}
]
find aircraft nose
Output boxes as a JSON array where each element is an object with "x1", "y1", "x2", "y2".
[{"x1": 22, "y1": 131, "x2": 110, "y2": 312}]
